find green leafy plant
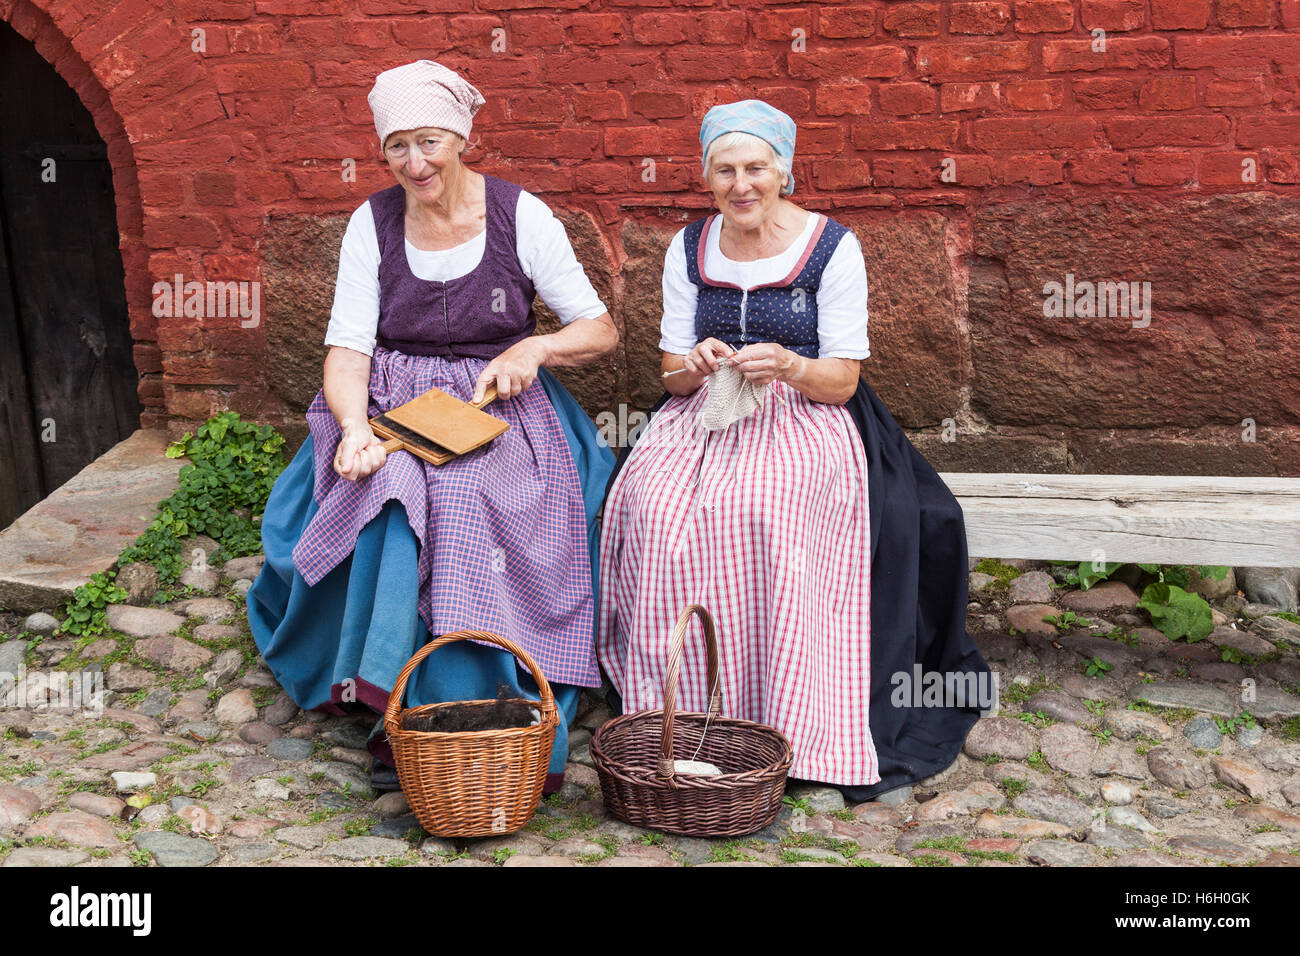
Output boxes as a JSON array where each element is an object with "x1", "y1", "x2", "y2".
[
  {"x1": 1139, "y1": 581, "x2": 1214, "y2": 643},
  {"x1": 1214, "y1": 711, "x2": 1256, "y2": 736},
  {"x1": 1085, "y1": 656, "x2": 1113, "y2": 678},
  {"x1": 117, "y1": 411, "x2": 286, "y2": 583},
  {"x1": 1053, "y1": 562, "x2": 1226, "y2": 643},
  {"x1": 57, "y1": 572, "x2": 127, "y2": 637},
  {"x1": 1042, "y1": 610, "x2": 1089, "y2": 631}
]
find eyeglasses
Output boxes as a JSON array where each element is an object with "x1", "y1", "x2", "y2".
[{"x1": 384, "y1": 136, "x2": 453, "y2": 160}]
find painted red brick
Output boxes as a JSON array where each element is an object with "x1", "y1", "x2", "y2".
[
  {"x1": 973, "y1": 117, "x2": 1101, "y2": 148},
  {"x1": 1150, "y1": 0, "x2": 1211, "y2": 29},
  {"x1": 751, "y1": 9, "x2": 812, "y2": 41},
  {"x1": 631, "y1": 11, "x2": 692, "y2": 44},
  {"x1": 1081, "y1": 0, "x2": 1147, "y2": 31},
  {"x1": 629, "y1": 90, "x2": 690, "y2": 119},
  {"x1": 942, "y1": 154, "x2": 995, "y2": 185},
  {"x1": 871, "y1": 155, "x2": 934, "y2": 187},
  {"x1": 1105, "y1": 114, "x2": 1231, "y2": 148},
  {"x1": 1131, "y1": 151, "x2": 1196, "y2": 185},
  {"x1": 696, "y1": 11, "x2": 746, "y2": 43},
  {"x1": 1199, "y1": 152, "x2": 1261, "y2": 185},
  {"x1": 1006, "y1": 79, "x2": 1065, "y2": 110},
  {"x1": 917, "y1": 40, "x2": 1032, "y2": 75},
  {"x1": 1206, "y1": 76, "x2": 1269, "y2": 107},
  {"x1": 1073, "y1": 77, "x2": 1139, "y2": 109},
  {"x1": 878, "y1": 82, "x2": 937, "y2": 115},
  {"x1": 883, "y1": 3, "x2": 941, "y2": 36},
  {"x1": 941, "y1": 82, "x2": 1002, "y2": 111},
  {"x1": 951, "y1": 2, "x2": 1012, "y2": 34},
  {"x1": 997, "y1": 154, "x2": 1064, "y2": 184},
  {"x1": 755, "y1": 85, "x2": 812, "y2": 116},
  {"x1": 787, "y1": 45, "x2": 907, "y2": 79},
  {"x1": 1014, "y1": 0, "x2": 1075, "y2": 32},
  {"x1": 509, "y1": 13, "x2": 567, "y2": 46},
  {"x1": 1139, "y1": 75, "x2": 1197, "y2": 109},
  {"x1": 1237, "y1": 115, "x2": 1300, "y2": 148},
  {"x1": 494, "y1": 128, "x2": 601, "y2": 159},
  {"x1": 603, "y1": 126, "x2": 696, "y2": 156},
  {"x1": 852, "y1": 119, "x2": 960, "y2": 150},
  {"x1": 799, "y1": 123, "x2": 846, "y2": 154},
  {"x1": 818, "y1": 6, "x2": 877, "y2": 37},
  {"x1": 1217, "y1": 0, "x2": 1272, "y2": 28},
  {"x1": 1043, "y1": 36, "x2": 1170, "y2": 72},
  {"x1": 1067, "y1": 151, "x2": 1130, "y2": 183},
  {"x1": 1265, "y1": 149, "x2": 1300, "y2": 183},
  {"x1": 572, "y1": 90, "x2": 627, "y2": 121},
  {"x1": 569, "y1": 13, "x2": 625, "y2": 44},
  {"x1": 1174, "y1": 35, "x2": 1300, "y2": 69},
  {"x1": 817, "y1": 82, "x2": 874, "y2": 116},
  {"x1": 813, "y1": 159, "x2": 871, "y2": 190}
]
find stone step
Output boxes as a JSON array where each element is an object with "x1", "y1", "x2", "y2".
[{"x1": 0, "y1": 430, "x2": 185, "y2": 614}]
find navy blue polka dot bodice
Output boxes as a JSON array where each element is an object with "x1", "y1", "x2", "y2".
[{"x1": 684, "y1": 213, "x2": 850, "y2": 359}]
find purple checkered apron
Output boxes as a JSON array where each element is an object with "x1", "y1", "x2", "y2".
[{"x1": 290, "y1": 175, "x2": 599, "y2": 687}]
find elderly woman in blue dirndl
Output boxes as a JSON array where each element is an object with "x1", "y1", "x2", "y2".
[
  {"x1": 597, "y1": 101, "x2": 991, "y2": 801},
  {"x1": 248, "y1": 61, "x2": 617, "y2": 793}
]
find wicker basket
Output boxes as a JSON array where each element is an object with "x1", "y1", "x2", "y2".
[
  {"x1": 383, "y1": 630, "x2": 557, "y2": 838},
  {"x1": 590, "y1": 604, "x2": 793, "y2": 837}
]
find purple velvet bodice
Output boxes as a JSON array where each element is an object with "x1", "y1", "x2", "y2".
[{"x1": 370, "y1": 173, "x2": 536, "y2": 360}]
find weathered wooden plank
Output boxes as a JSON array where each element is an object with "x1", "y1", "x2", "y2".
[{"x1": 939, "y1": 473, "x2": 1300, "y2": 567}]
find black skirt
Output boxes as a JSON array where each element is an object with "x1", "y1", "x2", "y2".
[{"x1": 599, "y1": 377, "x2": 993, "y2": 801}]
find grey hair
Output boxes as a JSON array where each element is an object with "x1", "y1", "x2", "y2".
[{"x1": 702, "y1": 131, "x2": 793, "y2": 195}]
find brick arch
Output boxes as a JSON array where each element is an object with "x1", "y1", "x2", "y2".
[{"x1": 2, "y1": 0, "x2": 228, "y2": 429}]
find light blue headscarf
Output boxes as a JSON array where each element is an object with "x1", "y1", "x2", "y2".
[{"x1": 699, "y1": 99, "x2": 798, "y2": 195}]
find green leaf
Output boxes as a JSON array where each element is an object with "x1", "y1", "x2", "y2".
[
  {"x1": 1139, "y1": 582, "x2": 1214, "y2": 643},
  {"x1": 1078, "y1": 561, "x2": 1121, "y2": 590}
]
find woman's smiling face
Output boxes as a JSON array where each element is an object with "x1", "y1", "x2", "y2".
[
  {"x1": 383, "y1": 127, "x2": 463, "y2": 199},
  {"x1": 705, "y1": 136, "x2": 788, "y2": 228}
]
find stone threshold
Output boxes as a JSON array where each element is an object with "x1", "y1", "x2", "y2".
[{"x1": 0, "y1": 430, "x2": 186, "y2": 614}]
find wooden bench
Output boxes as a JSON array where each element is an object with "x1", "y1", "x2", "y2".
[{"x1": 939, "y1": 473, "x2": 1300, "y2": 568}]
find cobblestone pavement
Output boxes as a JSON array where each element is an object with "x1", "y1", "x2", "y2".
[{"x1": 1, "y1": 558, "x2": 1298, "y2": 867}]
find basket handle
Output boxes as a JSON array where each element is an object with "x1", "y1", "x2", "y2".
[
  {"x1": 657, "y1": 604, "x2": 723, "y2": 784},
  {"x1": 383, "y1": 630, "x2": 557, "y2": 736}
]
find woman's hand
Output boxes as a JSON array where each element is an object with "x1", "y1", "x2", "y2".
[
  {"x1": 729, "y1": 342, "x2": 801, "y2": 387},
  {"x1": 682, "y1": 337, "x2": 735, "y2": 377},
  {"x1": 471, "y1": 337, "x2": 551, "y2": 404},
  {"x1": 334, "y1": 418, "x2": 387, "y2": 481}
]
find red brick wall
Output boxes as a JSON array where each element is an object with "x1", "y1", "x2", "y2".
[{"x1": 5, "y1": 0, "x2": 1299, "y2": 473}]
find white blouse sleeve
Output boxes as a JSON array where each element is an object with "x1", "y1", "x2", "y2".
[
  {"x1": 324, "y1": 203, "x2": 381, "y2": 357},
  {"x1": 815, "y1": 230, "x2": 871, "y2": 360},
  {"x1": 658, "y1": 229, "x2": 698, "y2": 354},
  {"x1": 515, "y1": 191, "x2": 607, "y2": 324}
]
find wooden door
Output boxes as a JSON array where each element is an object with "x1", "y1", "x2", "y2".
[{"x1": 0, "y1": 21, "x2": 140, "y2": 529}]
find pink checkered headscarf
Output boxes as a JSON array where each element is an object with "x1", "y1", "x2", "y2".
[{"x1": 367, "y1": 60, "x2": 486, "y2": 147}]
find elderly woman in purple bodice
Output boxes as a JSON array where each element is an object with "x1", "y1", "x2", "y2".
[{"x1": 248, "y1": 60, "x2": 617, "y2": 793}]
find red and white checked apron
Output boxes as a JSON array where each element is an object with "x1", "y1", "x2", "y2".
[{"x1": 596, "y1": 379, "x2": 880, "y2": 786}]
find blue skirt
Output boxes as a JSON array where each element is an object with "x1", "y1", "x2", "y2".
[{"x1": 247, "y1": 369, "x2": 614, "y2": 786}]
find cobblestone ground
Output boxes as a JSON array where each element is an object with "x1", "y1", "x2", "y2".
[{"x1": 1, "y1": 555, "x2": 1299, "y2": 868}]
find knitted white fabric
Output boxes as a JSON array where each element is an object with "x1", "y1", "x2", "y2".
[
  {"x1": 368, "y1": 60, "x2": 485, "y2": 145},
  {"x1": 700, "y1": 363, "x2": 765, "y2": 432}
]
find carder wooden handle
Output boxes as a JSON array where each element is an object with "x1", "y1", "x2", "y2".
[{"x1": 470, "y1": 381, "x2": 498, "y2": 409}]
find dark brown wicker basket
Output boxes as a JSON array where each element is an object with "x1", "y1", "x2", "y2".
[
  {"x1": 590, "y1": 604, "x2": 793, "y2": 837},
  {"x1": 383, "y1": 630, "x2": 557, "y2": 838}
]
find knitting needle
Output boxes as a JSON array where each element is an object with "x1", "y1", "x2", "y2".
[{"x1": 662, "y1": 356, "x2": 740, "y2": 377}]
